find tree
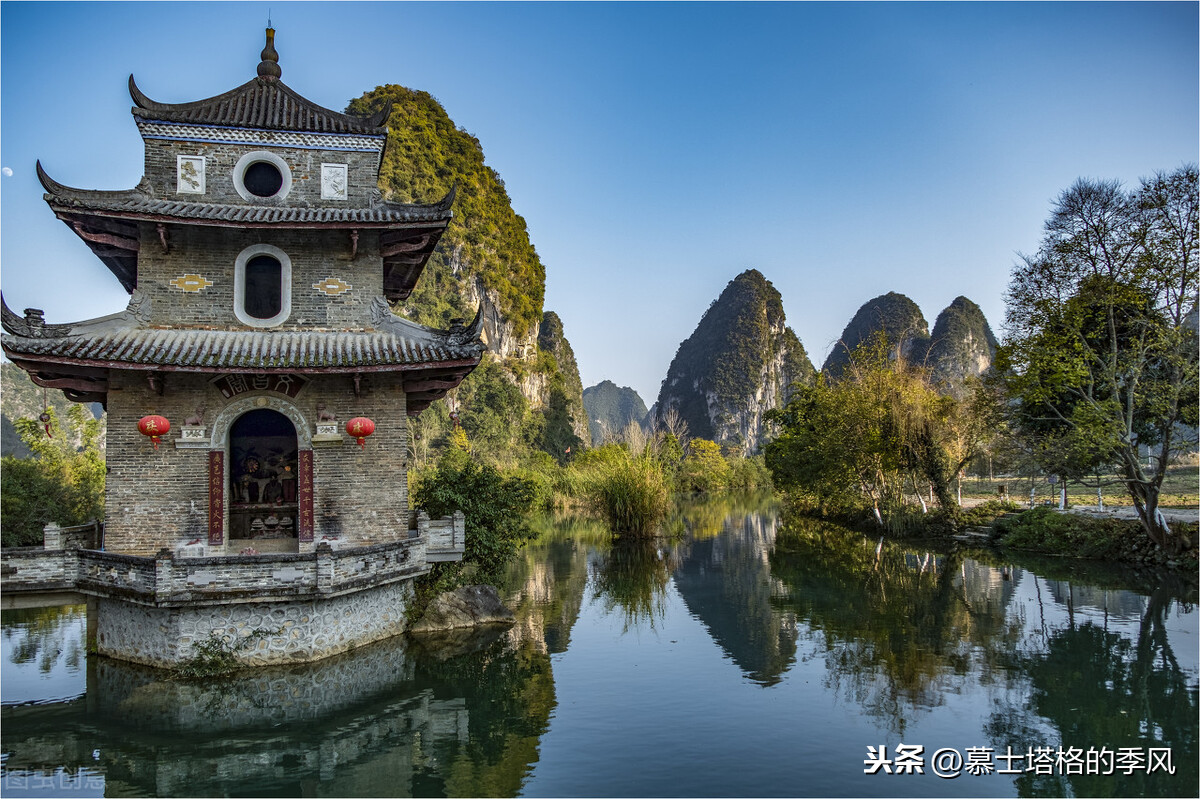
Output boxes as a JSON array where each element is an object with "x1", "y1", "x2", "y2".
[
  {"x1": 679, "y1": 438, "x2": 730, "y2": 493},
  {"x1": 765, "y1": 335, "x2": 975, "y2": 525},
  {"x1": 997, "y1": 166, "x2": 1198, "y2": 552},
  {"x1": 1, "y1": 405, "x2": 105, "y2": 547}
]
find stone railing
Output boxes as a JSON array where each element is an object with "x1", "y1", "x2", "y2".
[
  {"x1": 71, "y1": 539, "x2": 427, "y2": 606},
  {"x1": 44, "y1": 519, "x2": 104, "y2": 551},
  {"x1": 0, "y1": 547, "x2": 80, "y2": 594},
  {"x1": 419, "y1": 510, "x2": 465, "y2": 562},
  {"x1": 3, "y1": 538, "x2": 429, "y2": 607},
  {"x1": 2, "y1": 512, "x2": 463, "y2": 605}
]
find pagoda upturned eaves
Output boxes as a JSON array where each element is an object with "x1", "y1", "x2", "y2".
[{"x1": 3, "y1": 28, "x2": 484, "y2": 415}]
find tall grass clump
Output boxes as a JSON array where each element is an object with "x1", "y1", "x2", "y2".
[{"x1": 584, "y1": 452, "x2": 670, "y2": 536}]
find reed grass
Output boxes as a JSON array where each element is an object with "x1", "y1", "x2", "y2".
[{"x1": 584, "y1": 455, "x2": 670, "y2": 536}]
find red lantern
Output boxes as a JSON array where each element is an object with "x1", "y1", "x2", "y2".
[
  {"x1": 137, "y1": 415, "x2": 171, "y2": 449},
  {"x1": 345, "y1": 416, "x2": 375, "y2": 448}
]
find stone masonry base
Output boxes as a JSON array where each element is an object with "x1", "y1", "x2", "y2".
[{"x1": 93, "y1": 580, "x2": 413, "y2": 668}]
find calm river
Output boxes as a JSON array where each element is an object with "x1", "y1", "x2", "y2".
[{"x1": 2, "y1": 496, "x2": 1197, "y2": 797}]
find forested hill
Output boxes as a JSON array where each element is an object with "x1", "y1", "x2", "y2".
[
  {"x1": 926, "y1": 296, "x2": 998, "y2": 395},
  {"x1": 582, "y1": 381, "x2": 648, "y2": 446},
  {"x1": 347, "y1": 85, "x2": 543, "y2": 349},
  {"x1": 346, "y1": 85, "x2": 587, "y2": 455},
  {"x1": 821, "y1": 292, "x2": 930, "y2": 378},
  {"x1": 821, "y1": 292, "x2": 998, "y2": 394},
  {"x1": 655, "y1": 270, "x2": 815, "y2": 456}
]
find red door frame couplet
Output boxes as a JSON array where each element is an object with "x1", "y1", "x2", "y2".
[
  {"x1": 209, "y1": 448, "x2": 314, "y2": 546},
  {"x1": 208, "y1": 450, "x2": 224, "y2": 546},
  {"x1": 297, "y1": 449, "x2": 314, "y2": 542}
]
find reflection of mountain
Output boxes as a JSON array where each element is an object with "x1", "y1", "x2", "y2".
[{"x1": 672, "y1": 509, "x2": 798, "y2": 686}]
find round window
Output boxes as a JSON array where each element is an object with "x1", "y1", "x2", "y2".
[
  {"x1": 243, "y1": 162, "x2": 284, "y2": 198},
  {"x1": 232, "y1": 151, "x2": 292, "y2": 202}
]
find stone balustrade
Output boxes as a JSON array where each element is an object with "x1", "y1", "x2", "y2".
[
  {"x1": 1, "y1": 513, "x2": 459, "y2": 608},
  {"x1": 420, "y1": 510, "x2": 466, "y2": 562}
]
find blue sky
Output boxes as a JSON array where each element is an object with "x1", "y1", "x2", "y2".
[{"x1": 2, "y1": 2, "x2": 1196, "y2": 406}]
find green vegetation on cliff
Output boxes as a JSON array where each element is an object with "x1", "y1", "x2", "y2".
[
  {"x1": 347, "y1": 86, "x2": 586, "y2": 465},
  {"x1": 926, "y1": 296, "x2": 998, "y2": 394},
  {"x1": 822, "y1": 291, "x2": 929, "y2": 378},
  {"x1": 655, "y1": 270, "x2": 814, "y2": 453},
  {"x1": 347, "y1": 85, "x2": 545, "y2": 340}
]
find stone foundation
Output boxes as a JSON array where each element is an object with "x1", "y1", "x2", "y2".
[{"x1": 93, "y1": 579, "x2": 413, "y2": 668}]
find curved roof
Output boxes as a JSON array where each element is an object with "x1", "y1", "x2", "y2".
[
  {"x1": 2, "y1": 294, "x2": 485, "y2": 413},
  {"x1": 38, "y1": 162, "x2": 454, "y2": 227},
  {"x1": 129, "y1": 74, "x2": 391, "y2": 135},
  {"x1": 1, "y1": 294, "x2": 483, "y2": 371}
]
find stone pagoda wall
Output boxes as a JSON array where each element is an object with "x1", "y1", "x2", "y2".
[
  {"x1": 105, "y1": 370, "x2": 410, "y2": 556},
  {"x1": 142, "y1": 138, "x2": 385, "y2": 207},
  {"x1": 135, "y1": 225, "x2": 383, "y2": 331}
]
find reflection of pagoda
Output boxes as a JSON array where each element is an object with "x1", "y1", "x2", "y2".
[{"x1": 0, "y1": 29, "x2": 479, "y2": 667}]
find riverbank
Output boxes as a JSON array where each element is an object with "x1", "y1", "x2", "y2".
[
  {"x1": 782, "y1": 495, "x2": 1199, "y2": 575},
  {"x1": 991, "y1": 506, "x2": 1198, "y2": 573}
]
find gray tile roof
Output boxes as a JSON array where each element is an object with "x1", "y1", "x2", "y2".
[
  {"x1": 3, "y1": 327, "x2": 479, "y2": 370},
  {"x1": 129, "y1": 75, "x2": 391, "y2": 135},
  {"x1": 2, "y1": 294, "x2": 484, "y2": 372},
  {"x1": 38, "y1": 163, "x2": 454, "y2": 228}
]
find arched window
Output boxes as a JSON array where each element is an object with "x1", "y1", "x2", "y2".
[{"x1": 234, "y1": 244, "x2": 291, "y2": 327}]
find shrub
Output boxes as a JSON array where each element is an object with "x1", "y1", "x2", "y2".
[
  {"x1": 413, "y1": 449, "x2": 538, "y2": 581},
  {"x1": 173, "y1": 628, "x2": 280, "y2": 679},
  {"x1": 726, "y1": 455, "x2": 773, "y2": 492},
  {"x1": 995, "y1": 507, "x2": 1133, "y2": 560}
]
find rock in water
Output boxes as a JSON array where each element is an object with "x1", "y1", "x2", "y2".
[{"x1": 409, "y1": 585, "x2": 515, "y2": 633}]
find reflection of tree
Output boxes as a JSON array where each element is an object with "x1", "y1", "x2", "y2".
[
  {"x1": 3, "y1": 604, "x2": 85, "y2": 675},
  {"x1": 591, "y1": 538, "x2": 677, "y2": 630},
  {"x1": 986, "y1": 580, "x2": 1198, "y2": 798},
  {"x1": 673, "y1": 492, "x2": 779, "y2": 542},
  {"x1": 769, "y1": 515, "x2": 1024, "y2": 733},
  {"x1": 503, "y1": 513, "x2": 599, "y2": 654},
  {"x1": 673, "y1": 502, "x2": 798, "y2": 686}
]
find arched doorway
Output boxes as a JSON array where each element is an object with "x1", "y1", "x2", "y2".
[{"x1": 228, "y1": 408, "x2": 299, "y2": 552}]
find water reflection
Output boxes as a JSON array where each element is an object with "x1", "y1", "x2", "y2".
[
  {"x1": 673, "y1": 498, "x2": 798, "y2": 686},
  {"x1": 591, "y1": 539, "x2": 677, "y2": 630},
  {"x1": 769, "y1": 517, "x2": 1027, "y2": 733},
  {"x1": 3, "y1": 624, "x2": 553, "y2": 797},
  {"x1": 2, "y1": 605, "x2": 87, "y2": 706},
  {"x1": 986, "y1": 576, "x2": 1199, "y2": 798},
  {"x1": 1, "y1": 501, "x2": 1196, "y2": 798}
]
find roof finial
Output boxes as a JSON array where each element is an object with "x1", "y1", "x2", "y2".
[{"x1": 258, "y1": 25, "x2": 281, "y2": 81}]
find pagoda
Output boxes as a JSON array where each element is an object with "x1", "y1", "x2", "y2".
[{"x1": 0, "y1": 29, "x2": 481, "y2": 667}]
